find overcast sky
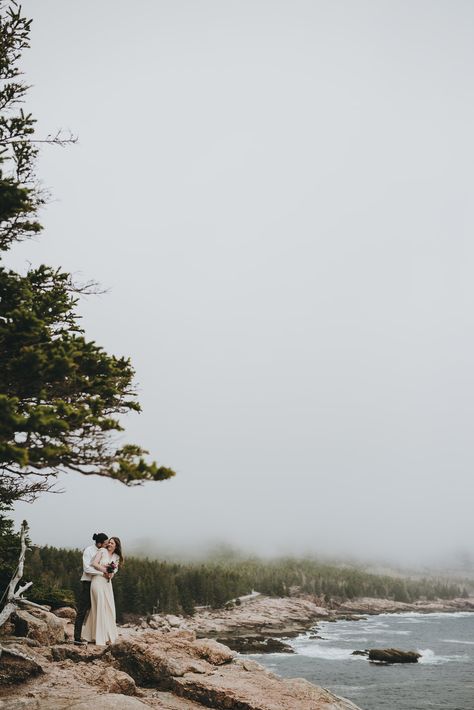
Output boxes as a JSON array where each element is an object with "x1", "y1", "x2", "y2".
[{"x1": 8, "y1": 0, "x2": 474, "y2": 567}]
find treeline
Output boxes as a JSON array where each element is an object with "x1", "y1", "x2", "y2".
[{"x1": 20, "y1": 546, "x2": 469, "y2": 621}]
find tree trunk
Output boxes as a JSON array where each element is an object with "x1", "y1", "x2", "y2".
[
  {"x1": 0, "y1": 520, "x2": 35, "y2": 629},
  {"x1": 0, "y1": 520, "x2": 46, "y2": 668}
]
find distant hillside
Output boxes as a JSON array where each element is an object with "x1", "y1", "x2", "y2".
[{"x1": 20, "y1": 547, "x2": 472, "y2": 620}]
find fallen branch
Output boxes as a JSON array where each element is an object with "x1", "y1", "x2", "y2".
[{"x1": 17, "y1": 597, "x2": 49, "y2": 612}]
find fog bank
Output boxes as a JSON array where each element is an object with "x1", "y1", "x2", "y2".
[{"x1": 9, "y1": 0, "x2": 474, "y2": 571}]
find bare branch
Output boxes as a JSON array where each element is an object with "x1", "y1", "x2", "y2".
[
  {"x1": 6, "y1": 520, "x2": 28, "y2": 601},
  {"x1": 0, "y1": 521, "x2": 32, "y2": 630},
  {"x1": 15, "y1": 581, "x2": 33, "y2": 598},
  {"x1": 0, "y1": 129, "x2": 78, "y2": 147},
  {"x1": 17, "y1": 597, "x2": 48, "y2": 612}
]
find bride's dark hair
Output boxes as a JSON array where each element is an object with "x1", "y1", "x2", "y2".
[{"x1": 109, "y1": 536, "x2": 124, "y2": 566}]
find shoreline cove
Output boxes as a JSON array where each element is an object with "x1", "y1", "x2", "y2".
[
  {"x1": 141, "y1": 593, "x2": 474, "y2": 641},
  {"x1": 250, "y1": 606, "x2": 474, "y2": 710}
]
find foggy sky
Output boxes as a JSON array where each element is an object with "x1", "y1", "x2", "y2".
[{"x1": 8, "y1": 0, "x2": 474, "y2": 566}]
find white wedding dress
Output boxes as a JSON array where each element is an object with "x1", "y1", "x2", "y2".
[{"x1": 82, "y1": 549, "x2": 119, "y2": 646}]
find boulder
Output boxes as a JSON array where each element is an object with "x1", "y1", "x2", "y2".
[
  {"x1": 165, "y1": 615, "x2": 182, "y2": 628},
  {"x1": 239, "y1": 659, "x2": 263, "y2": 672},
  {"x1": 77, "y1": 664, "x2": 137, "y2": 695},
  {"x1": 146, "y1": 618, "x2": 162, "y2": 630},
  {"x1": 0, "y1": 646, "x2": 44, "y2": 685},
  {"x1": 12, "y1": 608, "x2": 66, "y2": 645},
  {"x1": 190, "y1": 639, "x2": 235, "y2": 665},
  {"x1": 54, "y1": 607, "x2": 77, "y2": 620},
  {"x1": 110, "y1": 632, "x2": 233, "y2": 687},
  {"x1": 111, "y1": 637, "x2": 212, "y2": 686},
  {"x1": 172, "y1": 661, "x2": 362, "y2": 709},
  {"x1": 368, "y1": 648, "x2": 421, "y2": 664},
  {"x1": 110, "y1": 631, "x2": 361, "y2": 709}
]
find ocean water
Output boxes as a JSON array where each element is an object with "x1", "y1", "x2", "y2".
[{"x1": 250, "y1": 612, "x2": 474, "y2": 710}]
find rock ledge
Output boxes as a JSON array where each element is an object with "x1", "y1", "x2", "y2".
[{"x1": 0, "y1": 627, "x2": 362, "y2": 710}]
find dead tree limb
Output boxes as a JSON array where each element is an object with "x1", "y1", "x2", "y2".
[
  {"x1": 0, "y1": 602, "x2": 17, "y2": 630},
  {"x1": 0, "y1": 521, "x2": 51, "y2": 670},
  {"x1": 17, "y1": 597, "x2": 49, "y2": 612},
  {"x1": 0, "y1": 520, "x2": 32, "y2": 629}
]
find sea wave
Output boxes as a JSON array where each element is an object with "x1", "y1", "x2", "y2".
[
  {"x1": 331, "y1": 685, "x2": 366, "y2": 693},
  {"x1": 324, "y1": 626, "x2": 411, "y2": 638},
  {"x1": 361, "y1": 628, "x2": 411, "y2": 636},
  {"x1": 379, "y1": 611, "x2": 474, "y2": 620},
  {"x1": 289, "y1": 641, "x2": 365, "y2": 661},
  {"x1": 418, "y1": 648, "x2": 469, "y2": 665}
]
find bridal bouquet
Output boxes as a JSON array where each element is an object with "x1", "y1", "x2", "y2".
[{"x1": 105, "y1": 560, "x2": 116, "y2": 582}]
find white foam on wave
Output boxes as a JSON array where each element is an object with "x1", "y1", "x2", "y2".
[
  {"x1": 300, "y1": 646, "x2": 362, "y2": 661},
  {"x1": 331, "y1": 685, "x2": 366, "y2": 694},
  {"x1": 290, "y1": 638, "x2": 366, "y2": 661},
  {"x1": 398, "y1": 617, "x2": 424, "y2": 624},
  {"x1": 319, "y1": 619, "x2": 412, "y2": 638},
  {"x1": 441, "y1": 638, "x2": 474, "y2": 646},
  {"x1": 418, "y1": 648, "x2": 469, "y2": 665},
  {"x1": 380, "y1": 611, "x2": 474, "y2": 620}
]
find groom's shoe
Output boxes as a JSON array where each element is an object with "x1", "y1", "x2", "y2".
[{"x1": 73, "y1": 639, "x2": 87, "y2": 645}]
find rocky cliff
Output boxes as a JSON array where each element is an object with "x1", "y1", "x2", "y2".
[
  {"x1": 3, "y1": 593, "x2": 473, "y2": 709},
  {"x1": 0, "y1": 604, "x2": 362, "y2": 710}
]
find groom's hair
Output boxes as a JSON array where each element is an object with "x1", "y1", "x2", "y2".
[{"x1": 92, "y1": 532, "x2": 108, "y2": 544}]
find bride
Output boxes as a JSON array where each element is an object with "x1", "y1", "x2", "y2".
[{"x1": 82, "y1": 536, "x2": 123, "y2": 646}]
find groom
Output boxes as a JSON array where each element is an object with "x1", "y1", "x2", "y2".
[{"x1": 73, "y1": 532, "x2": 109, "y2": 644}]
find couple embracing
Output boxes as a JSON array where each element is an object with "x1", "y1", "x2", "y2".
[{"x1": 73, "y1": 532, "x2": 124, "y2": 646}]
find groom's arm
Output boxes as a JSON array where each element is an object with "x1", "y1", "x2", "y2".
[{"x1": 83, "y1": 547, "x2": 103, "y2": 575}]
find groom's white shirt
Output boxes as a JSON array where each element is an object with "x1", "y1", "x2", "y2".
[{"x1": 80, "y1": 544, "x2": 104, "y2": 582}]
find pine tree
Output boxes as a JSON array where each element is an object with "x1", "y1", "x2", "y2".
[
  {"x1": 0, "y1": 1, "x2": 175, "y2": 504},
  {"x1": 0, "y1": 499, "x2": 20, "y2": 593}
]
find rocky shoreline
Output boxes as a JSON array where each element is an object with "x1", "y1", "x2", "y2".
[
  {"x1": 1, "y1": 594, "x2": 473, "y2": 709},
  {"x1": 135, "y1": 593, "x2": 474, "y2": 647},
  {"x1": 0, "y1": 626, "x2": 361, "y2": 710}
]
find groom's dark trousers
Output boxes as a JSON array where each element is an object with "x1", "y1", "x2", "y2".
[{"x1": 74, "y1": 581, "x2": 91, "y2": 641}]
